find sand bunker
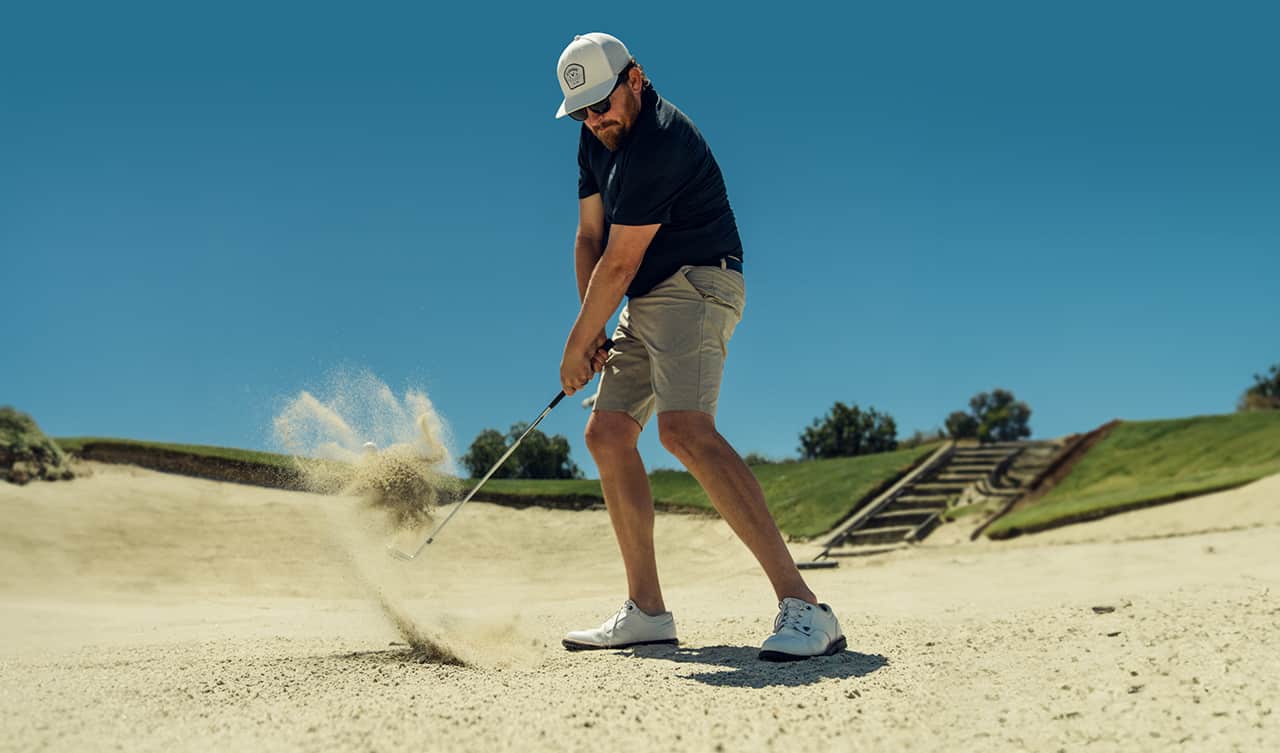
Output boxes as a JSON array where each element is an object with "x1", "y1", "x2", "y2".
[{"x1": 2, "y1": 463, "x2": 1278, "y2": 751}]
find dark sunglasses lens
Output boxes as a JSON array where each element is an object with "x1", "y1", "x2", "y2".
[{"x1": 569, "y1": 95, "x2": 612, "y2": 122}]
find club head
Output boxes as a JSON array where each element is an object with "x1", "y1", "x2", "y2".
[{"x1": 386, "y1": 546, "x2": 416, "y2": 561}]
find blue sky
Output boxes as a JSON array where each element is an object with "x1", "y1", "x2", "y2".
[{"x1": 4, "y1": 1, "x2": 1277, "y2": 478}]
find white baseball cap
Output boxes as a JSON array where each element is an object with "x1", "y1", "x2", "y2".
[{"x1": 554, "y1": 32, "x2": 633, "y2": 119}]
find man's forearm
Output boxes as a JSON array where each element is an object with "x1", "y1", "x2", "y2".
[
  {"x1": 574, "y1": 235, "x2": 604, "y2": 303},
  {"x1": 566, "y1": 251, "x2": 636, "y2": 355}
]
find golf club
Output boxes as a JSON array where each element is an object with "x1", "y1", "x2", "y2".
[{"x1": 387, "y1": 339, "x2": 614, "y2": 561}]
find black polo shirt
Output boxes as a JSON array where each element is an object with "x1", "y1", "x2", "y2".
[{"x1": 577, "y1": 86, "x2": 743, "y2": 298}]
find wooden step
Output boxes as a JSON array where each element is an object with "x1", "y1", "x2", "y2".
[
  {"x1": 837, "y1": 525, "x2": 915, "y2": 547},
  {"x1": 955, "y1": 444, "x2": 1019, "y2": 452},
  {"x1": 826, "y1": 544, "x2": 908, "y2": 558},
  {"x1": 907, "y1": 512, "x2": 943, "y2": 542},
  {"x1": 893, "y1": 495, "x2": 953, "y2": 510},
  {"x1": 944, "y1": 464, "x2": 1000, "y2": 473},
  {"x1": 951, "y1": 451, "x2": 1014, "y2": 461},
  {"x1": 912, "y1": 482, "x2": 969, "y2": 493},
  {"x1": 868, "y1": 508, "x2": 935, "y2": 527},
  {"x1": 974, "y1": 487, "x2": 1022, "y2": 498}
]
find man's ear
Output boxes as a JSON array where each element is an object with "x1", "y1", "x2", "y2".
[{"x1": 628, "y1": 67, "x2": 643, "y2": 95}]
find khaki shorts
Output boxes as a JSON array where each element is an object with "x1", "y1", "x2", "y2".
[{"x1": 595, "y1": 263, "x2": 746, "y2": 427}]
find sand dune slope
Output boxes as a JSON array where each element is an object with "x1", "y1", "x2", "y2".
[{"x1": 2, "y1": 462, "x2": 1277, "y2": 752}]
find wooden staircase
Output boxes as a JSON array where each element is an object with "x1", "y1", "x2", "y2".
[{"x1": 799, "y1": 440, "x2": 1057, "y2": 565}]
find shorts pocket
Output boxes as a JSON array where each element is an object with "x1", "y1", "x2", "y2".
[{"x1": 682, "y1": 266, "x2": 745, "y2": 315}]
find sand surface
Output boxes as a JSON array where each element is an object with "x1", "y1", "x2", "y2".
[{"x1": 2, "y1": 462, "x2": 1277, "y2": 752}]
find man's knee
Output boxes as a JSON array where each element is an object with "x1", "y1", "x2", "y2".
[
  {"x1": 657, "y1": 411, "x2": 720, "y2": 460},
  {"x1": 585, "y1": 411, "x2": 640, "y2": 458}
]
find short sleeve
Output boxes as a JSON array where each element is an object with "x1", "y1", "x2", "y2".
[
  {"x1": 577, "y1": 129, "x2": 599, "y2": 199},
  {"x1": 609, "y1": 133, "x2": 698, "y2": 226}
]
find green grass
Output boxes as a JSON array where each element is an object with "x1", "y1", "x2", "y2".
[
  {"x1": 54, "y1": 434, "x2": 939, "y2": 539},
  {"x1": 56, "y1": 437, "x2": 306, "y2": 471},
  {"x1": 486, "y1": 443, "x2": 941, "y2": 538},
  {"x1": 984, "y1": 411, "x2": 1280, "y2": 537},
  {"x1": 650, "y1": 445, "x2": 942, "y2": 538},
  {"x1": 480, "y1": 478, "x2": 604, "y2": 496}
]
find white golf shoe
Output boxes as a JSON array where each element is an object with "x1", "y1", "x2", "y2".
[
  {"x1": 758, "y1": 597, "x2": 846, "y2": 662},
  {"x1": 562, "y1": 600, "x2": 679, "y2": 651}
]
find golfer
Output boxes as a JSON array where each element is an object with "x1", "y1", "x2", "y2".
[{"x1": 553, "y1": 32, "x2": 844, "y2": 661}]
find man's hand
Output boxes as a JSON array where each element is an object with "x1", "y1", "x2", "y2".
[
  {"x1": 590, "y1": 330, "x2": 609, "y2": 373},
  {"x1": 560, "y1": 347, "x2": 592, "y2": 396},
  {"x1": 561, "y1": 338, "x2": 611, "y2": 396}
]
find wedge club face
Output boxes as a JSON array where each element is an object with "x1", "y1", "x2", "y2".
[{"x1": 386, "y1": 533, "x2": 434, "y2": 561}]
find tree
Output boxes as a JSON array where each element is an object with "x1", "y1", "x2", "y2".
[
  {"x1": 1238, "y1": 364, "x2": 1280, "y2": 411},
  {"x1": 947, "y1": 389, "x2": 1032, "y2": 442},
  {"x1": 505, "y1": 422, "x2": 582, "y2": 479},
  {"x1": 798, "y1": 402, "x2": 898, "y2": 460},
  {"x1": 460, "y1": 429, "x2": 514, "y2": 479},
  {"x1": 460, "y1": 423, "x2": 582, "y2": 480},
  {"x1": 944, "y1": 411, "x2": 979, "y2": 440}
]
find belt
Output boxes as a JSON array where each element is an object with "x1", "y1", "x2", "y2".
[{"x1": 704, "y1": 255, "x2": 743, "y2": 274}]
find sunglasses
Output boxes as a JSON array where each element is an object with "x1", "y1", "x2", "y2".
[{"x1": 568, "y1": 64, "x2": 635, "y2": 121}]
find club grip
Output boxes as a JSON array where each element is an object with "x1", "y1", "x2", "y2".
[{"x1": 548, "y1": 339, "x2": 615, "y2": 410}]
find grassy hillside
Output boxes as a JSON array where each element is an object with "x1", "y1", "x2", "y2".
[
  {"x1": 658, "y1": 445, "x2": 942, "y2": 537},
  {"x1": 985, "y1": 411, "x2": 1280, "y2": 537},
  {"x1": 490, "y1": 443, "x2": 940, "y2": 538},
  {"x1": 58, "y1": 437, "x2": 302, "y2": 470}
]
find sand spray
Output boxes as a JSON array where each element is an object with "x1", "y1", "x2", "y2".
[
  {"x1": 272, "y1": 367, "x2": 469, "y2": 663},
  {"x1": 273, "y1": 367, "x2": 460, "y2": 529}
]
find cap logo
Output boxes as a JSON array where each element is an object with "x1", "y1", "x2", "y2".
[{"x1": 563, "y1": 63, "x2": 586, "y2": 90}]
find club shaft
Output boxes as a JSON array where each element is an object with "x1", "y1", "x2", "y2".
[{"x1": 402, "y1": 392, "x2": 565, "y2": 559}]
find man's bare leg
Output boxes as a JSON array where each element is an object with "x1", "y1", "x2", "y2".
[
  {"x1": 584, "y1": 410, "x2": 666, "y2": 615},
  {"x1": 658, "y1": 410, "x2": 817, "y2": 605}
]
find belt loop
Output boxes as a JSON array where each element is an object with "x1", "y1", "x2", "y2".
[{"x1": 720, "y1": 257, "x2": 727, "y2": 270}]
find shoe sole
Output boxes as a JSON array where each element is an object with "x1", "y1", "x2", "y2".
[
  {"x1": 562, "y1": 638, "x2": 679, "y2": 651},
  {"x1": 757, "y1": 635, "x2": 847, "y2": 663}
]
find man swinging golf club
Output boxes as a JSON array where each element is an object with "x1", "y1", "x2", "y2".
[{"x1": 554, "y1": 32, "x2": 844, "y2": 661}]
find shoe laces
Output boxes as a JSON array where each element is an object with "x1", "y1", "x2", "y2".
[
  {"x1": 607, "y1": 601, "x2": 635, "y2": 633},
  {"x1": 774, "y1": 599, "x2": 811, "y2": 634}
]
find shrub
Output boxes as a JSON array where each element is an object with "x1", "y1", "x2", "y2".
[
  {"x1": 460, "y1": 423, "x2": 581, "y2": 479},
  {"x1": 798, "y1": 402, "x2": 898, "y2": 460},
  {"x1": 947, "y1": 389, "x2": 1032, "y2": 442},
  {"x1": 1238, "y1": 364, "x2": 1280, "y2": 411}
]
